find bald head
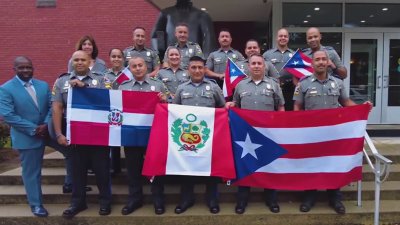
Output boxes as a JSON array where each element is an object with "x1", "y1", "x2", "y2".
[
  {"x1": 13, "y1": 56, "x2": 34, "y2": 82},
  {"x1": 306, "y1": 27, "x2": 322, "y2": 50},
  {"x1": 14, "y1": 56, "x2": 32, "y2": 68},
  {"x1": 71, "y1": 50, "x2": 91, "y2": 75}
]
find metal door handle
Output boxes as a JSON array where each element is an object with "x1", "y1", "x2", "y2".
[
  {"x1": 383, "y1": 75, "x2": 389, "y2": 88},
  {"x1": 377, "y1": 75, "x2": 382, "y2": 89}
]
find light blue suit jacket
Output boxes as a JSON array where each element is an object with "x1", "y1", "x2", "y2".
[{"x1": 0, "y1": 76, "x2": 51, "y2": 150}]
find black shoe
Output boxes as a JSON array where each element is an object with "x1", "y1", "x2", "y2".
[
  {"x1": 329, "y1": 200, "x2": 346, "y2": 214},
  {"x1": 174, "y1": 201, "x2": 194, "y2": 214},
  {"x1": 266, "y1": 201, "x2": 280, "y2": 213},
  {"x1": 154, "y1": 205, "x2": 165, "y2": 215},
  {"x1": 99, "y1": 206, "x2": 111, "y2": 216},
  {"x1": 235, "y1": 201, "x2": 247, "y2": 214},
  {"x1": 85, "y1": 186, "x2": 92, "y2": 192},
  {"x1": 121, "y1": 201, "x2": 143, "y2": 215},
  {"x1": 208, "y1": 199, "x2": 220, "y2": 214},
  {"x1": 62, "y1": 205, "x2": 88, "y2": 219},
  {"x1": 299, "y1": 200, "x2": 314, "y2": 213}
]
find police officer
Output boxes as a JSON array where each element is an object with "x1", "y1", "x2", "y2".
[
  {"x1": 206, "y1": 29, "x2": 245, "y2": 87},
  {"x1": 157, "y1": 47, "x2": 189, "y2": 102},
  {"x1": 226, "y1": 54, "x2": 285, "y2": 214},
  {"x1": 237, "y1": 39, "x2": 278, "y2": 78},
  {"x1": 123, "y1": 27, "x2": 160, "y2": 77},
  {"x1": 118, "y1": 56, "x2": 167, "y2": 215},
  {"x1": 263, "y1": 28, "x2": 296, "y2": 110},
  {"x1": 163, "y1": 23, "x2": 204, "y2": 70},
  {"x1": 104, "y1": 48, "x2": 125, "y2": 175},
  {"x1": 302, "y1": 27, "x2": 347, "y2": 80},
  {"x1": 53, "y1": 51, "x2": 112, "y2": 218},
  {"x1": 293, "y1": 50, "x2": 372, "y2": 214},
  {"x1": 173, "y1": 56, "x2": 225, "y2": 214}
]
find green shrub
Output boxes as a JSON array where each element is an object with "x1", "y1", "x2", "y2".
[{"x1": 0, "y1": 119, "x2": 10, "y2": 148}]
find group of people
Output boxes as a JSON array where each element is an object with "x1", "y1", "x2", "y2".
[{"x1": 0, "y1": 22, "x2": 371, "y2": 219}]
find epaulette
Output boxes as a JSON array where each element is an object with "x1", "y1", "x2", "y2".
[
  {"x1": 299, "y1": 75, "x2": 310, "y2": 82},
  {"x1": 58, "y1": 72, "x2": 70, "y2": 78},
  {"x1": 205, "y1": 78, "x2": 217, "y2": 84},
  {"x1": 123, "y1": 46, "x2": 134, "y2": 52},
  {"x1": 323, "y1": 46, "x2": 334, "y2": 50},
  {"x1": 149, "y1": 76, "x2": 158, "y2": 81},
  {"x1": 91, "y1": 71, "x2": 104, "y2": 76},
  {"x1": 301, "y1": 48, "x2": 310, "y2": 52}
]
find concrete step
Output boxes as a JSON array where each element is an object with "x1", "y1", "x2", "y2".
[
  {"x1": 2, "y1": 163, "x2": 399, "y2": 185},
  {"x1": 367, "y1": 125, "x2": 400, "y2": 137},
  {"x1": 0, "y1": 201, "x2": 399, "y2": 225},
  {"x1": 1, "y1": 181, "x2": 399, "y2": 204}
]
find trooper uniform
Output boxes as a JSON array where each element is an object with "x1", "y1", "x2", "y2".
[
  {"x1": 118, "y1": 77, "x2": 166, "y2": 209},
  {"x1": 293, "y1": 73, "x2": 348, "y2": 208},
  {"x1": 263, "y1": 48, "x2": 296, "y2": 110},
  {"x1": 206, "y1": 48, "x2": 245, "y2": 87},
  {"x1": 164, "y1": 42, "x2": 203, "y2": 70},
  {"x1": 237, "y1": 59, "x2": 279, "y2": 78},
  {"x1": 156, "y1": 67, "x2": 189, "y2": 102},
  {"x1": 123, "y1": 46, "x2": 160, "y2": 74},
  {"x1": 173, "y1": 78, "x2": 225, "y2": 211},
  {"x1": 233, "y1": 75, "x2": 284, "y2": 213},
  {"x1": 302, "y1": 46, "x2": 344, "y2": 79},
  {"x1": 104, "y1": 68, "x2": 123, "y2": 90},
  {"x1": 52, "y1": 71, "x2": 111, "y2": 210}
]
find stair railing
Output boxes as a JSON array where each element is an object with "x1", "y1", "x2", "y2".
[{"x1": 357, "y1": 132, "x2": 392, "y2": 225}]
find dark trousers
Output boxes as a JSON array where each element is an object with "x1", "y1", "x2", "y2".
[
  {"x1": 303, "y1": 188, "x2": 342, "y2": 203},
  {"x1": 151, "y1": 176, "x2": 167, "y2": 205},
  {"x1": 110, "y1": 147, "x2": 121, "y2": 173},
  {"x1": 124, "y1": 147, "x2": 146, "y2": 204},
  {"x1": 280, "y1": 77, "x2": 295, "y2": 111},
  {"x1": 237, "y1": 186, "x2": 277, "y2": 204},
  {"x1": 70, "y1": 145, "x2": 111, "y2": 208},
  {"x1": 178, "y1": 176, "x2": 219, "y2": 204}
]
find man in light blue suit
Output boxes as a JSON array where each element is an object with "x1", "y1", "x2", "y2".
[{"x1": 0, "y1": 56, "x2": 51, "y2": 217}]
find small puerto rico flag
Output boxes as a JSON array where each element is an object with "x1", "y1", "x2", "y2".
[
  {"x1": 283, "y1": 49, "x2": 314, "y2": 79},
  {"x1": 142, "y1": 104, "x2": 236, "y2": 180},
  {"x1": 66, "y1": 88, "x2": 159, "y2": 147},
  {"x1": 223, "y1": 58, "x2": 247, "y2": 99}
]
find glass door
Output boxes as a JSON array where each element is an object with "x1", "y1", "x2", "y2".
[{"x1": 344, "y1": 33, "x2": 383, "y2": 124}]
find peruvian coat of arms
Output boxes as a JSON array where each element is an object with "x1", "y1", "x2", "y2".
[{"x1": 171, "y1": 113, "x2": 210, "y2": 153}]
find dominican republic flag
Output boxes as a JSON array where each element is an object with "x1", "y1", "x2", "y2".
[
  {"x1": 229, "y1": 104, "x2": 370, "y2": 190},
  {"x1": 223, "y1": 58, "x2": 247, "y2": 99},
  {"x1": 142, "y1": 104, "x2": 236, "y2": 180},
  {"x1": 66, "y1": 88, "x2": 159, "y2": 147},
  {"x1": 283, "y1": 49, "x2": 313, "y2": 79},
  {"x1": 114, "y1": 67, "x2": 133, "y2": 85}
]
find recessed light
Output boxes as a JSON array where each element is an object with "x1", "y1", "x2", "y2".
[
  {"x1": 382, "y1": 8, "x2": 388, "y2": 11},
  {"x1": 306, "y1": 15, "x2": 311, "y2": 18},
  {"x1": 201, "y1": 7, "x2": 207, "y2": 11},
  {"x1": 369, "y1": 14, "x2": 374, "y2": 18},
  {"x1": 314, "y1": 7, "x2": 320, "y2": 11},
  {"x1": 361, "y1": 20, "x2": 366, "y2": 23},
  {"x1": 303, "y1": 20, "x2": 309, "y2": 23}
]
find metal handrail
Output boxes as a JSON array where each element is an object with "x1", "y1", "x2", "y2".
[{"x1": 357, "y1": 132, "x2": 392, "y2": 225}]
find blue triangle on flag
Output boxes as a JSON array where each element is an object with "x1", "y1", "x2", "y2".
[
  {"x1": 229, "y1": 59, "x2": 245, "y2": 77},
  {"x1": 229, "y1": 110, "x2": 288, "y2": 180},
  {"x1": 285, "y1": 51, "x2": 308, "y2": 69}
]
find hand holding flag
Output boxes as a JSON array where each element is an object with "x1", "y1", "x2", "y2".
[{"x1": 222, "y1": 58, "x2": 247, "y2": 99}]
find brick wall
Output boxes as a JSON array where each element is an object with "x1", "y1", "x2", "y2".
[{"x1": 0, "y1": 0, "x2": 159, "y2": 85}]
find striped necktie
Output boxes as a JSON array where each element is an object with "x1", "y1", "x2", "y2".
[{"x1": 24, "y1": 82, "x2": 38, "y2": 107}]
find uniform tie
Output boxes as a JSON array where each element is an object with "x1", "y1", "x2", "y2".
[{"x1": 24, "y1": 82, "x2": 38, "y2": 107}]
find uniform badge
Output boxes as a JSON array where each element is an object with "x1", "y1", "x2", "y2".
[
  {"x1": 289, "y1": 53, "x2": 293, "y2": 58},
  {"x1": 182, "y1": 73, "x2": 187, "y2": 77},
  {"x1": 151, "y1": 85, "x2": 155, "y2": 91},
  {"x1": 162, "y1": 78, "x2": 169, "y2": 82},
  {"x1": 232, "y1": 54, "x2": 237, "y2": 59},
  {"x1": 126, "y1": 52, "x2": 131, "y2": 59},
  {"x1": 271, "y1": 58, "x2": 277, "y2": 63},
  {"x1": 294, "y1": 86, "x2": 300, "y2": 96},
  {"x1": 92, "y1": 80, "x2": 98, "y2": 86},
  {"x1": 63, "y1": 81, "x2": 70, "y2": 89},
  {"x1": 266, "y1": 83, "x2": 272, "y2": 89},
  {"x1": 206, "y1": 85, "x2": 210, "y2": 91},
  {"x1": 146, "y1": 51, "x2": 151, "y2": 57},
  {"x1": 189, "y1": 49, "x2": 193, "y2": 54},
  {"x1": 331, "y1": 82, "x2": 336, "y2": 88},
  {"x1": 215, "y1": 58, "x2": 221, "y2": 62}
]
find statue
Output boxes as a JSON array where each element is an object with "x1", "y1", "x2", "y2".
[{"x1": 151, "y1": 0, "x2": 216, "y2": 58}]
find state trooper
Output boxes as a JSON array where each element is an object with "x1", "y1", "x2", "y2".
[
  {"x1": 206, "y1": 29, "x2": 245, "y2": 87},
  {"x1": 263, "y1": 28, "x2": 296, "y2": 110},
  {"x1": 52, "y1": 50, "x2": 112, "y2": 218},
  {"x1": 123, "y1": 27, "x2": 160, "y2": 77},
  {"x1": 163, "y1": 23, "x2": 204, "y2": 70},
  {"x1": 237, "y1": 39, "x2": 278, "y2": 78},
  {"x1": 156, "y1": 46, "x2": 189, "y2": 102},
  {"x1": 302, "y1": 27, "x2": 347, "y2": 80},
  {"x1": 173, "y1": 56, "x2": 225, "y2": 214},
  {"x1": 226, "y1": 54, "x2": 284, "y2": 214},
  {"x1": 118, "y1": 56, "x2": 167, "y2": 216},
  {"x1": 293, "y1": 50, "x2": 372, "y2": 214}
]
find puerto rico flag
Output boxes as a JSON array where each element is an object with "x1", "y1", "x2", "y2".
[
  {"x1": 142, "y1": 104, "x2": 236, "y2": 179},
  {"x1": 283, "y1": 49, "x2": 313, "y2": 79},
  {"x1": 66, "y1": 88, "x2": 159, "y2": 147},
  {"x1": 229, "y1": 104, "x2": 369, "y2": 190},
  {"x1": 114, "y1": 67, "x2": 133, "y2": 85},
  {"x1": 223, "y1": 58, "x2": 247, "y2": 99}
]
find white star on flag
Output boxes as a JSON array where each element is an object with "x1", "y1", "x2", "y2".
[
  {"x1": 293, "y1": 61, "x2": 299, "y2": 66},
  {"x1": 235, "y1": 133, "x2": 262, "y2": 159},
  {"x1": 231, "y1": 68, "x2": 236, "y2": 73}
]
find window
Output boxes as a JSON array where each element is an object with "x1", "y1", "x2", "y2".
[
  {"x1": 345, "y1": 4, "x2": 400, "y2": 27},
  {"x1": 283, "y1": 3, "x2": 342, "y2": 27},
  {"x1": 36, "y1": 0, "x2": 56, "y2": 8}
]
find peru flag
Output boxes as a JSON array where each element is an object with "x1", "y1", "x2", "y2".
[
  {"x1": 230, "y1": 104, "x2": 369, "y2": 190},
  {"x1": 142, "y1": 104, "x2": 236, "y2": 179},
  {"x1": 66, "y1": 88, "x2": 159, "y2": 147}
]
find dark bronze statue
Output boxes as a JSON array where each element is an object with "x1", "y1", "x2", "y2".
[{"x1": 151, "y1": 0, "x2": 216, "y2": 58}]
